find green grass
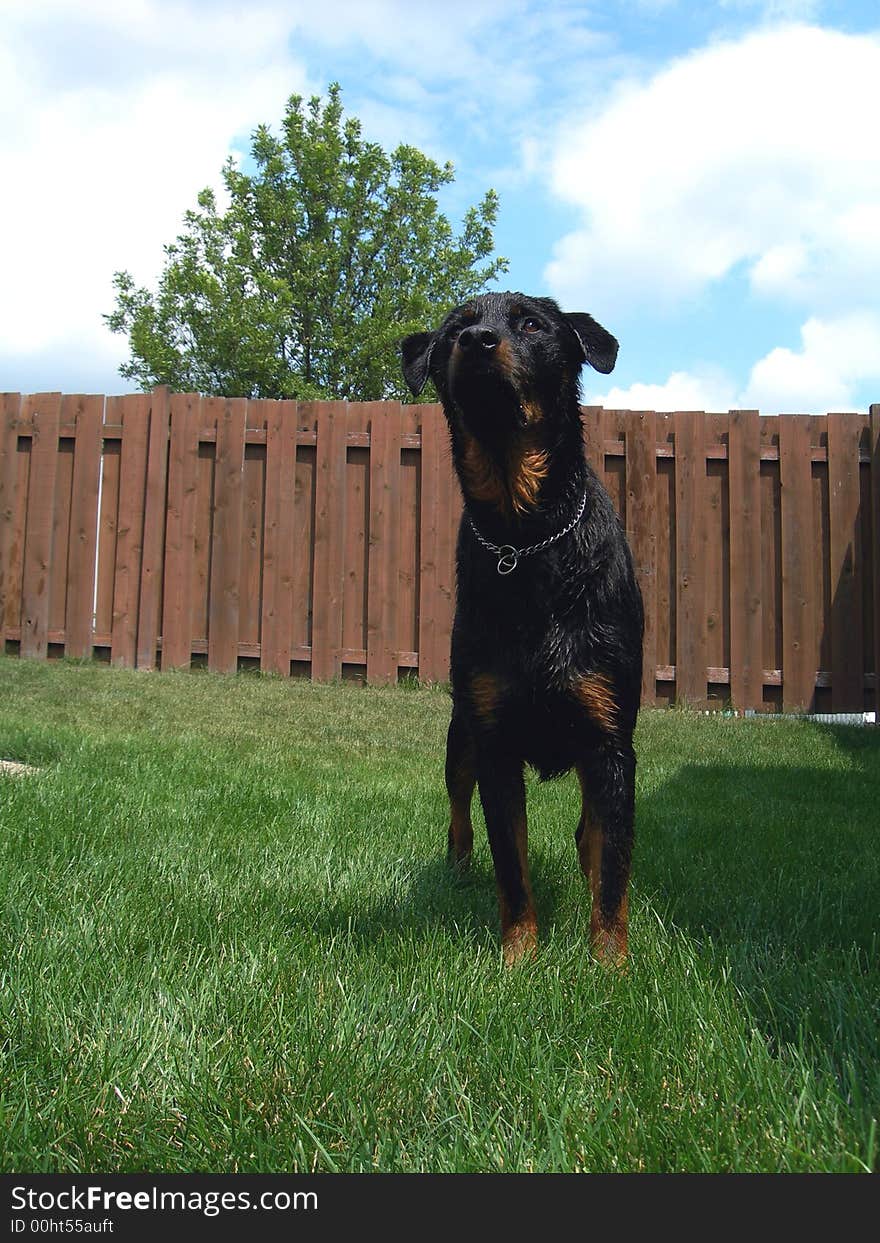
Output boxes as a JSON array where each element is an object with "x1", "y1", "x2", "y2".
[{"x1": 0, "y1": 655, "x2": 877, "y2": 1173}]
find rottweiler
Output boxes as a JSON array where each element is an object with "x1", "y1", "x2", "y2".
[{"x1": 401, "y1": 291, "x2": 643, "y2": 965}]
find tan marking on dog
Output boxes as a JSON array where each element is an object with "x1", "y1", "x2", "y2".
[
  {"x1": 459, "y1": 432, "x2": 549, "y2": 517},
  {"x1": 518, "y1": 397, "x2": 544, "y2": 426},
  {"x1": 460, "y1": 434, "x2": 507, "y2": 509},
  {"x1": 572, "y1": 672, "x2": 618, "y2": 734},
  {"x1": 509, "y1": 442, "x2": 549, "y2": 513},
  {"x1": 493, "y1": 337, "x2": 516, "y2": 378},
  {"x1": 470, "y1": 671, "x2": 503, "y2": 725},
  {"x1": 501, "y1": 911, "x2": 538, "y2": 966},
  {"x1": 590, "y1": 892, "x2": 628, "y2": 966}
]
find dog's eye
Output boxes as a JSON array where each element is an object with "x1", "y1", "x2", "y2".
[{"x1": 521, "y1": 317, "x2": 542, "y2": 334}]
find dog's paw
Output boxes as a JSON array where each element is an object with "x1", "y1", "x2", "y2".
[
  {"x1": 501, "y1": 918, "x2": 538, "y2": 967},
  {"x1": 446, "y1": 819, "x2": 473, "y2": 871},
  {"x1": 446, "y1": 846, "x2": 472, "y2": 872},
  {"x1": 590, "y1": 924, "x2": 628, "y2": 969}
]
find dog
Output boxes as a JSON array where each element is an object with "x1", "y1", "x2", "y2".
[{"x1": 401, "y1": 291, "x2": 643, "y2": 965}]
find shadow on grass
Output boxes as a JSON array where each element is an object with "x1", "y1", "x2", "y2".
[
  {"x1": 636, "y1": 721, "x2": 879, "y2": 1102},
  {"x1": 299, "y1": 845, "x2": 566, "y2": 956}
]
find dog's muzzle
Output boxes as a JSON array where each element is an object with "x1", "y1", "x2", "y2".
[{"x1": 449, "y1": 327, "x2": 536, "y2": 431}]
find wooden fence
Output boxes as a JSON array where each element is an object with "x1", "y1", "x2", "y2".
[{"x1": 1, "y1": 390, "x2": 878, "y2": 714}]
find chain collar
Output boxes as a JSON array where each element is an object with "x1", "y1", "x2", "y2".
[{"x1": 467, "y1": 491, "x2": 587, "y2": 575}]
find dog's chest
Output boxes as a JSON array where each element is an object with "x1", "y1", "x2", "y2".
[{"x1": 457, "y1": 559, "x2": 588, "y2": 679}]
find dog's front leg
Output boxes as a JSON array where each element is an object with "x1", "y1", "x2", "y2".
[
  {"x1": 476, "y1": 747, "x2": 537, "y2": 965},
  {"x1": 576, "y1": 744, "x2": 635, "y2": 964}
]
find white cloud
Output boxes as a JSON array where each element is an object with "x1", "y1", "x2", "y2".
[
  {"x1": 545, "y1": 24, "x2": 880, "y2": 316},
  {"x1": 585, "y1": 367, "x2": 738, "y2": 412},
  {"x1": 588, "y1": 311, "x2": 880, "y2": 413},
  {"x1": 0, "y1": 0, "x2": 312, "y2": 390},
  {"x1": 741, "y1": 311, "x2": 880, "y2": 412}
]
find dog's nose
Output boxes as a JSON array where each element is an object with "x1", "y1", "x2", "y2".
[{"x1": 458, "y1": 325, "x2": 499, "y2": 352}]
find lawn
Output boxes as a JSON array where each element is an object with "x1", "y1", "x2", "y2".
[{"x1": 0, "y1": 656, "x2": 877, "y2": 1173}]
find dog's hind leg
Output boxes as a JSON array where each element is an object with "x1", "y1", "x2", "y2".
[
  {"x1": 575, "y1": 745, "x2": 635, "y2": 965},
  {"x1": 445, "y1": 711, "x2": 475, "y2": 868},
  {"x1": 477, "y1": 748, "x2": 537, "y2": 965}
]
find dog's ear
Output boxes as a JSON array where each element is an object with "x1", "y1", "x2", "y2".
[
  {"x1": 565, "y1": 312, "x2": 619, "y2": 375},
  {"x1": 400, "y1": 331, "x2": 436, "y2": 397}
]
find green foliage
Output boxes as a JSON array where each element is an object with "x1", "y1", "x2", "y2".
[{"x1": 105, "y1": 84, "x2": 508, "y2": 400}]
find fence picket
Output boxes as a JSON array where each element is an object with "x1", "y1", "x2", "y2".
[
  {"x1": 674, "y1": 411, "x2": 707, "y2": 706},
  {"x1": 65, "y1": 395, "x2": 104, "y2": 659},
  {"x1": 0, "y1": 394, "x2": 23, "y2": 640},
  {"x1": 728, "y1": 409, "x2": 763, "y2": 710},
  {"x1": 161, "y1": 393, "x2": 200, "y2": 669},
  {"x1": 779, "y1": 415, "x2": 817, "y2": 712},
  {"x1": 207, "y1": 396, "x2": 247, "y2": 674},
  {"x1": 311, "y1": 401, "x2": 347, "y2": 681},
  {"x1": 20, "y1": 394, "x2": 62, "y2": 658},
  {"x1": 581, "y1": 405, "x2": 604, "y2": 481},
  {"x1": 625, "y1": 410, "x2": 657, "y2": 706},
  {"x1": 136, "y1": 387, "x2": 171, "y2": 669},
  {"x1": 417, "y1": 404, "x2": 445, "y2": 683},
  {"x1": 437, "y1": 415, "x2": 460, "y2": 685},
  {"x1": 367, "y1": 401, "x2": 402, "y2": 684},
  {"x1": 111, "y1": 394, "x2": 150, "y2": 667},
  {"x1": 827, "y1": 413, "x2": 864, "y2": 711},
  {"x1": 261, "y1": 399, "x2": 297, "y2": 676}
]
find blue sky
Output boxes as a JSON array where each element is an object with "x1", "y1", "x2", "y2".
[{"x1": 2, "y1": 0, "x2": 879, "y2": 412}]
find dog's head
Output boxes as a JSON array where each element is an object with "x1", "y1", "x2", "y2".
[{"x1": 400, "y1": 291, "x2": 617, "y2": 439}]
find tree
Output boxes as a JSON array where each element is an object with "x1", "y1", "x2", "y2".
[{"x1": 105, "y1": 84, "x2": 508, "y2": 401}]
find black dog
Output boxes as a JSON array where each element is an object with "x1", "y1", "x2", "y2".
[{"x1": 401, "y1": 292, "x2": 643, "y2": 965}]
